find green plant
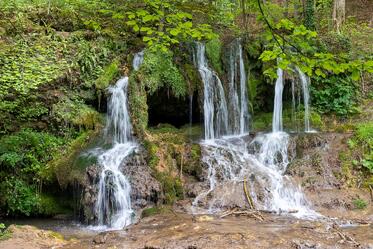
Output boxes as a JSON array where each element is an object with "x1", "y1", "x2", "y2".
[
  {"x1": 0, "y1": 223, "x2": 11, "y2": 241},
  {"x1": 352, "y1": 198, "x2": 367, "y2": 209},
  {"x1": 0, "y1": 178, "x2": 39, "y2": 216}
]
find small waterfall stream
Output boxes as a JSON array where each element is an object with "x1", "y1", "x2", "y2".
[
  {"x1": 133, "y1": 50, "x2": 144, "y2": 71},
  {"x1": 272, "y1": 68, "x2": 284, "y2": 132},
  {"x1": 296, "y1": 67, "x2": 311, "y2": 132},
  {"x1": 94, "y1": 77, "x2": 138, "y2": 229},
  {"x1": 228, "y1": 40, "x2": 250, "y2": 135},
  {"x1": 196, "y1": 43, "x2": 229, "y2": 140}
]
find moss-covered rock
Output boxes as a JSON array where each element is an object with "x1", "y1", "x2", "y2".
[{"x1": 142, "y1": 125, "x2": 203, "y2": 204}]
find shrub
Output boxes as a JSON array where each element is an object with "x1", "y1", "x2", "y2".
[
  {"x1": 353, "y1": 198, "x2": 367, "y2": 209},
  {"x1": 0, "y1": 130, "x2": 64, "y2": 216},
  {"x1": 311, "y1": 75, "x2": 358, "y2": 116}
]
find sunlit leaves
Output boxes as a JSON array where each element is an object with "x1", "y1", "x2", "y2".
[
  {"x1": 259, "y1": 18, "x2": 372, "y2": 82},
  {"x1": 123, "y1": 0, "x2": 216, "y2": 51}
]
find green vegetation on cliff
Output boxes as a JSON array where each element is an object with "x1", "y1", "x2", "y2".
[{"x1": 0, "y1": 0, "x2": 372, "y2": 217}]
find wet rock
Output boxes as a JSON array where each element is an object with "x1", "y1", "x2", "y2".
[
  {"x1": 93, "y1": 233, "x2": 108, "y2": 244},
  {"x1": 195, "y1": 215, "x2": 214, "y2": 222},
  {"x1": 121, "y1": 148, "x2": 162, "y2": 208},
  {"x1": 81, "y1": 146, "x2": 163, "y2": 222}
]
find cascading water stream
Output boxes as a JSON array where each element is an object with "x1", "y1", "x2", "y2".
[
  {"x1": 195, "y1": 43, "x2": 228, "y2": 140},
  {"x1": 228, "y1": 40, "x2": 250, "y2": 135},
  {"x1": 295, "y1": 67, "x2": 311, "y2": 132},
  {"x1": 133, "y1": 50, "x2": 144, "y2": 71},
  {"x1": 193, "y1": 59, "x2": 317, "y2": 218},
  {"x1": 94, "y1": 77, "x2": 137, "y2": 230},
  {"x1": 272, "y1": 68, "x2": 284, "y2": 132}
]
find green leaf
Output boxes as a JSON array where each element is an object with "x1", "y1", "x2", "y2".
[
  {"x1": 169, "y1": 29, "x2": 180, "y2": 36},
  {"x1": 351, "y1": 70, "x2": 360, "y2": 81}
]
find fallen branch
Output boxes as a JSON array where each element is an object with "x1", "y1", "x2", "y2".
[
  {"x1": 243, "y1": 177, "x2": 255, "y2": 210},
  {"x1": 333, "y1": 223, "x2": 360, "y2": 247},
  {"x1": 219, "y1": 208, "x2": 238, "y2": 218},
  {"x1": 220, "y1": 209, "x2": 264, "y2": 221}
]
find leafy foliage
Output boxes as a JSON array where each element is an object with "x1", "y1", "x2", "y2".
[
  {"x1": 0, "y1": 130, "x2": 64, "y2": 216},
  {"x1": 310, "y1": 75, "x2": 358, "y2": 116},
  {"x1": 123, "y1": 0, "x2": 216, "y2": 51},
  {"x1": 259, "y1": 19, "x2": 373, "y2": 80}
]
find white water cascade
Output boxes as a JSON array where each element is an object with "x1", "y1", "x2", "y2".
[
  {"x1": 192, "y1": 133, "x2": 316, "y2": 217},
  {"x1": 193, "y1": 61, "x2": 317, "y2": 218},
  {"x1": 95, "y1": 77, "x2": 137, "y2": 229},
  {"x1": 228, "y1": 40, "x2": 250, "y2": 135},
  {"x1": 133, "y1": 50, "x2": 144, "y2": 71},
  {"x1": 196, "y1": 43, "x2": 229, "y2": 140},
  {"x1": 295, "y1": 67, "x2": 312, "y2": 132},
  {"x1": 272, "y1": 68, "x2": 284, "y2": 132}
]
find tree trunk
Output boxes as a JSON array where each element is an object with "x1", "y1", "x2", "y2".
[{"x1": 333, "y1": 0, "x2": 345, "y2": 33}]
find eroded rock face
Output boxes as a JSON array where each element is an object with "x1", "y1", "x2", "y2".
[
  {"x1": 81, "y1": 146, "x2": 162, "y2": 223},
  {"x1": 287, "y1": 133, "x2": 371, "y2": 213},
  {"x1": 121, "y1": 148, "x2": 163, "y2": 208}
]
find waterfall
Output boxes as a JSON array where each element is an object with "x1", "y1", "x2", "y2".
[
  {"x1": 192, "y1": 133, "x2": 317, "y2": 217},
  {"x1": 195, "y1": 43, "x2": 228, "y2": 140},
  {"x1": 228, "y1": 40, "x2": 250, "y2": 135},
  {"x1": 193, "y1": 61, "x2": 317, "y2": 218},
  {"x1": 95, "y1": 77, "x2": 137, "y2": 229},
  {"x1": 238, "y1": 43, "x2": 250, "y2": 134},
  {"x1": 133, "y1": 50, "x2": 144, "y2": 71},
  {"x1": 296, "y1": 67, "x2": 311, "y2": 132},
  {"x1": 272, "y1": 68, "x2": 284, "y2": 132}
]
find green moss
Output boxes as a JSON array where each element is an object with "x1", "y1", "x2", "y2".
[
  {"x1": 205, "y1": 37, "x2": 223, "y2": 74},
  {"x1": 140, "y1": 50, "x2": 187, "y2": 97},
  {"x1": 355, "y1": 122, "x2": 373, "y2": 143},
  {"x1": 49, "y1": 130, "x2": 100, "y2": 186},
  {"x1": 182, "y1": 144, "x2": 202, "y2": 177},
  {"x1": 128, "y1": 74, "x2": 149, "y2": 135},
  {"x1": 339, "y1": 151, "x2": 355, "y2": 186},
  {"x1": 183, "y1": 63, "x2": 200, "y2": 91},
  {"x1": 247, "y1": 74, "x2": 260, "y2": 105},
  {"x1": 48, "y1": 231, "x2": 64, "y2": 241},
  {"x1": 149, "y1": 123, "x2": 179, "y2": 134},
  {"x1": 141, "y1": 206, "x2": 172, "y2": 218},
  {"x1": 143, "y1": 140, "x2": 160, "y2": 169},
  {"x1": 52, "y1": 98, "x2": 103, "y2": 130},
  {"x1": 38, "y1": 194, "x2": 71, "y2": 217},
  {"x1": 152, "y1": 172, "x2": 183, "y2": 205},
  {"x1": 95, "y1": 59, "x2": 120, "y2": 90}
]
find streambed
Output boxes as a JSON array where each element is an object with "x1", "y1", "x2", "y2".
[{"x1": 1, "y1": 207, "x2": 372, "y2": 249}]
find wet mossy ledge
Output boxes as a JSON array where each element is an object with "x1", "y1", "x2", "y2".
[{"x1": 143, "y1": 124, "x2": 203, "y2": 205}]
